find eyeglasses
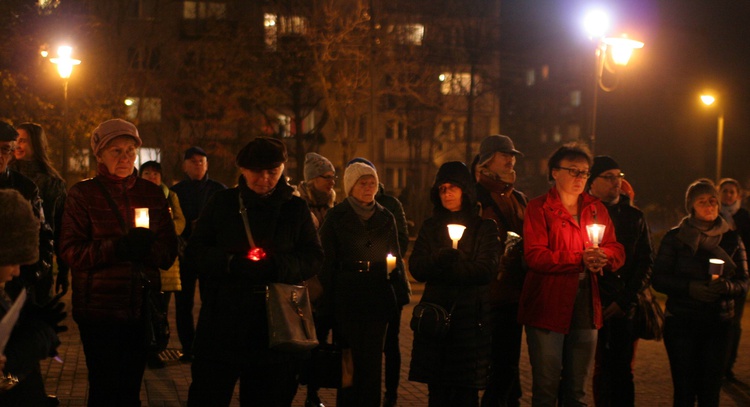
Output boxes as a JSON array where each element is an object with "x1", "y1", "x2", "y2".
[
  {"x1": 319, "y1": 175, "x2": 338, "y2": 181},
  {"x1": 598, "y1": 173, "x2": 625, "y2": 182},
  {"x1": 0, "y1": 146, "x2": 14, "y2": 156},
  {"x1": 555, "y1": 166, "x2": 591, "y2": 179}
]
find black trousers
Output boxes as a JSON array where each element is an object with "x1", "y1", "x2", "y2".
[
  {"x1": 481, "y1": 302, "x2": 523, "y2": 407},
  {"x1": 384, "y1": 307, "x2": 403, "y2": 401},
  {"x1": 593, "y1": 314, "x2": 637, "y2": 407},
  {"x1": 174, "y1": 261, "x2": 197, "y2": 354},
  {"x1": 725, "y1": 294, "x2": 746, "y2": 375},
  {"x1": 428, "y1": 383, "x2": 479, "y2": 407},
  {"x1": 187, "y1": 356, "x2": 300, "y2": 407},
  {"x1": 663, "y1": 315, "x2": 730, "y2": 407},
  {"x1": 78, "y1": 322, "x2": 147, "y2": 407},
  {"x1": 336, "y1": 319, "x2": 388, "y2": 407}
]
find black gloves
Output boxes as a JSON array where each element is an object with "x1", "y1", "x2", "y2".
[
  {"x1": 24, "y1": 295, "x2": 68, "y2": 335},
  {"x1": 437, "y1": 248, "x2": 463, "y2": 265},
  {"x1": 688, "y1": 281, "x2": 721, "y2": 303},
  {"x1": 116, "y1": 227, "x2": 157, "y2": 262}
]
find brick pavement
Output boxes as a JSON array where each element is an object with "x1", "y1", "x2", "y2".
[{"x1": 41, "y1": 284, "x2": 750, "y2": 406}]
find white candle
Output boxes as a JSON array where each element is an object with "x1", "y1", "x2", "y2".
[
  {"x1": 447, "y1": 224, "x2": 466, "y2": 249},
  {"x1": 709, "y1": 258, "x2": 724, "y2": 280},
  {"x1": 134, "y1": 208, "x2": 150, "y2": 229},
  {"x1": 386, "y1": 254, "x2": 397, "y2": 273},
  {"x1": 586, "y1": 223, "x2": 605, "y2": 247}
]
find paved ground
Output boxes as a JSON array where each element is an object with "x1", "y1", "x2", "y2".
[{"x1": 42, "y1": 282, "x2": 750, "y2": 406}]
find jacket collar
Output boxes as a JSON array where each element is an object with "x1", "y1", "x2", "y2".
[{"x1": 543, "y1": 187, "x2": 600, "y2": 221}]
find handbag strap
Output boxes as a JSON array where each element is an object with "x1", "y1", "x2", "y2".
[
  {"x1": 238, "y1": 193, "x2": 257, "y2": 249},
  {"x1": 93, "y1": 178, "x2": 129, "y2": 234}
]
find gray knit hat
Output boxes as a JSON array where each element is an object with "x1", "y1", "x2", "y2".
[
  {"x1": 343, "y1": 162, "x2": 378, "y2": 197},
  {"x1": 685, "y1": 178, "x2": 718, "y2": 215},
  {"x1": 0, "y1": 190, "x2": 39, "y2": 266},
  {"x1": 304, "y1": 152, "x2": 335, "y2": 182},
  {"x1": 91, "y1": 119, "x2": 142, "y2": 156}
]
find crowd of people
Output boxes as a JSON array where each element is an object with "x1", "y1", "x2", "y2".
[{"x1": 0, "y1": 116, "x2": 747, "y2": 407}]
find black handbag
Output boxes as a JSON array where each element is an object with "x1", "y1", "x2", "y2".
[
  {"x1": 632, "y1": 286, "x2": 664, "y2": 341},
  {"x1": 410, "y1": 301, "x2": 456, "y2": 341}
]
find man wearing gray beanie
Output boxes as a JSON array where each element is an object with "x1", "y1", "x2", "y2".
[{"x1": 296, "y1": 152, "x2": 337, "y2": 229}]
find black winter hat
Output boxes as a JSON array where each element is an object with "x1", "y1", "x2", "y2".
[
  {"x1": 236, "y1": 137, "x2": 287, "y2": 170},
  {"x1": 184, "y1": 146, "x2": 208, "y2": 160},
  {"x1": 586, "y1": 155, "x2": 620, "y2": 189},
  {"x1": 0, "y1": 121, "x2": 18, "y2": 142},
  {"x1": 430, "y1": 161, "x2": 476, "y2": 210}
]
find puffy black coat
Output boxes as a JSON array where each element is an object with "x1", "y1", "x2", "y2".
[
  {"x1": 653, "y1": 223, "x2": 748, "y2": 321},
  {"x1": 318, "y1": 198, "x2": 401, "y2": 323},
  {"x1": 408, "y1": 210, "x2": 499, "y2": 388},
  {"x1": 186, "y1": 177, "x2": 323, "y2": 363},
  {"x1": 598, "y1": 194, "x2": 653, "y2": 313}
]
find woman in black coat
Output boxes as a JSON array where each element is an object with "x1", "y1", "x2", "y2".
[
  {"x1": 185, "y1": 138, "x2": 324, "y2": 407},
  {"x1": 408, "y1": 161, "x2": 500, "y2": 407},
  {"x1": 318, "y1": 161, "x2": 404, "y2": 407},
  {"x1": 652, "y1": 179, "x2": 748, "y2": 407}
]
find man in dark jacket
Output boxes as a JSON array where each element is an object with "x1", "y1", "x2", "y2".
[
  {"x1": 345, "y1": 157, "x2": 410, "y2": 407},
  {"x1": 587, "y1": 156, "x2": 653, "y2": 407},
  {"x1": 186, "y1": 137, "x2": 324, "y2": 406},
  {"x1": 474, "y1": 135, "x2": 527, "y2": 407},
  {"x1": 171, "y1": 146, "x2": 226, "y2": 362},
  {"x1": 0, "y1": 121, "x2": 54, "y2": 305}
]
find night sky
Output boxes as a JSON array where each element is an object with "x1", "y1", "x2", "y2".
[{"x1": 503, "y1": 0, "x2": 750, "y2": 230}]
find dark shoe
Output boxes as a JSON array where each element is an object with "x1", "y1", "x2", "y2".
[
  {"x1": 383, "y1": 396, "x2": 397, "y2": 407},
  {"x1": 179, "y1": 352, "x2": 194, "y2": 363},
  {"x1": 305, "y1": 395, "x2": 325, "y2": 407},
  {"x1": 47, "y1": 395, "x2": 60, "y2": 407}
]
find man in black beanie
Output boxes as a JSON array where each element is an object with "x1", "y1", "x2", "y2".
[
  {"x1": 171, "y1": 146, "x2": 226, "y2": 362},
  {"x1": 0, "y1": 120, "x2": 54, "y2": 305},
  {"x1": 587, "y1": 155, "x2": 653, "y2": 407}
]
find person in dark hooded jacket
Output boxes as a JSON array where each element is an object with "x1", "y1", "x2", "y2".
[
  {"x1": 408, "y1": 161, "x2": 500, "y2": 407},
  {"x1": 185, "y1": 137, "x2": 324, "y2": 407}
]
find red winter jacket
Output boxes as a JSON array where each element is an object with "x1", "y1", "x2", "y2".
[
  {"x1": 60, "y1": 167, "x2": 177, "y2": 324},
  {"x1": 518, "y1": 187, "x2": 625, "y2": 333}
]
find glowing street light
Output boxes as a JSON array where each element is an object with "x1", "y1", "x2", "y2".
[
  {"x1": 700, "y1": 93, "x2": 724, "y2": 182},
  {"x1": 49, "y1": 45, "x2": 81, "y2": 179},
  {"x1": 583, "y1": 11, "x2": 644, "y2": 154}
]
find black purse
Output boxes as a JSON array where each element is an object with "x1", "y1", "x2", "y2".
[
  {"x1": 632, "y1": 286, "x2": 664, "y2": 341},
  {"x1": 410, "y1": 301, "x2": 456, "y2": 341},
  {"x1": 93, "y1": 179, "x2": 170, "y2": 352}
]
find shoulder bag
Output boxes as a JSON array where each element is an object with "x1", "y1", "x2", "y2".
[
  {"x1": 410, "y1": 300, "x2": 457, "y2": 341},
  {"x1": 238, "y1": 193, "x2": 318, "y2": 352},
  {"x1": 632, "y1": 286, "x2": 664, "y2": 341}
]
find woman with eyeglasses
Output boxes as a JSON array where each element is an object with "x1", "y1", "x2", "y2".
[
  {"x1": 518, "y1": 142, "x2": 625, "y2": 406},
  {"x1": 652, "y1": 179, "x2": 748, "y2": 406}
]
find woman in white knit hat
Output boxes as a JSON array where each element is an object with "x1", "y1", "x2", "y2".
[{"x1": 318, "y1": 162, "x2": 405, "y2": 407}]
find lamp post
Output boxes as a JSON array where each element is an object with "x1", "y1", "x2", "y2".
[
  {"x1": 583, "y1": 11, "x2": 643, "y2": 154},
  {"x1": 700, "y1": 94, "x2": 724, "y2": 182},
  {"x1": 50, "y1": 45, "x2": 81, "y2": 179}
]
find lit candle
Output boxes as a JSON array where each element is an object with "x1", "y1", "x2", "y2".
[
  {"x1": 387, "y1": 253, "x2": 397, "y2": 273},
  {"x1": 709, "y1": 258, "x2": 724, "y2": 280},
  {"x1": 586, "y1": 224, "x2": 605, "y2": 247},
  {"x1": 134, "y1": 208, "x2": 150, "y2": 229},
  {"x1": 447, "y1": 224, "x2": 466, "y2": 249}
]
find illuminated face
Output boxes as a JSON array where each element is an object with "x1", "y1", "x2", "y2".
[
  {"x1": 693, "y1": 193, "x2": 719, "y2": 222},
  {"x1": 184, "y1": 155, "x2": 208, "y2": 181},
  {"x1": 552, "y1": 157, "x2": 590, "y2": 197},
  {"x1": 350, "y1": 175, "x2": 378, "y2": 204},
  {"x1": 141, "y1": 168, "x2": 162, "y2": 186},
  {"x1": 589, "y1": 169, "x2": 623, "y2": 203},
  {"x1": 439, "y1": 183, "x2": 463, "y2": 212},
  {"x1": 720, "y1": 183, "x2": 740, "y2": 206},
  {"x1": 486, "y1": 152, "x2": 516, "y2": 176},
  {"x1": 96, "y1": 136, "x2": 138, "y2": 178},
  {"x1": 0, "y1": 141, "x2": 14, "y2": 173},
  {"x1": 0, "y1": 265, "x2": 20, "y2": 286},
  {"x1": 13, "y1": 128, "x2": 34, "y2": 160},
  {"x1": 311, "y1": 171, "x2": 336, "y2": 194},
  {"x1": 240, "y1": 164, "x2": 284, "y2": 195}
]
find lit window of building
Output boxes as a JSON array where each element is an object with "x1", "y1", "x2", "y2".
[
  {"x1": 183, "y1": 1, "x2": 226, "y2": 20},
  {"x1": 124, "y1": 97, "x2": 162, "y2": 123},
  {"x1": 570, "y1": 90, "x2": 581, "y2": 107},
  {"x1": 388, "y1": 24, "x2": 425, "y2": 45},
  {"x1": 439, "y1": 72, "x2": 478, "y2": 95},
  {"x1": 525, "y1": 69, "x2": 535, "y2": 86}
]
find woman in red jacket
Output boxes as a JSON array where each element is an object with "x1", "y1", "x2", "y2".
[
  {"x1": 518, "y1": 142, "x2": 625, "y2": 406},
  {"x1": 60, "y1": 119, "x2": 177, "y2": 407}
]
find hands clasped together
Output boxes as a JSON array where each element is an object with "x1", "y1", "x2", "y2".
[{"x1": 583, "y1": 247, "x2": 609, "y2": 275}]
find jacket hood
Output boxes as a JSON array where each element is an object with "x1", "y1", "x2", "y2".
[{"x1": 430, "y1": 161, "x2": 477, "y2": 216}]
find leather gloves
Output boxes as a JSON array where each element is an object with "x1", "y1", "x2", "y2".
[
  {"x1": 24, "y1": 295, "x2": 68, "y2": 335},
  {"x1": 688, "y1": 281, "x2": 721, "y2": 303},
  {"x1": 708, "y1": 278, "x2": 730, "y2": 295},
  {"x1": 116, "y1": 227, "x2": 157, "y2": 262},
  {"x1": 437, "y1": 248, "x2": 463, "y2": 264}
]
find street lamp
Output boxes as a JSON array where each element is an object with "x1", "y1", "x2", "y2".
[
  {"x1": 700, "y1": 94, "x2": 724, "y2": 182},
  {"x1": 583, "y1": 11, "x2": 644, "y2": 154},
  {"x1": 49, "y1": 45, "x2": 81, "y2": 179}
]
